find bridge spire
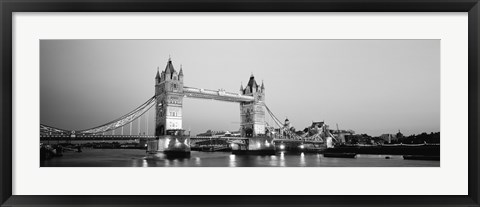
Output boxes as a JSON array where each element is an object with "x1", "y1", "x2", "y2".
[
  {"x1": 179, "y1": 64, "x2": 183, "y2": 76},
  {"x1": 155, "y1": 66, "x2": 160, "y2": 80},
  {"x1": 245, "y1": 73, "x2": 258, "y2": 94},
  {"x1": 164, "y1": 57, "x2": 175, "y2": 75}
]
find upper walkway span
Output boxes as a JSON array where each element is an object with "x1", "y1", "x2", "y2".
[{"x1": 183, "y1": 86, "x2": 254, "y2": 103}]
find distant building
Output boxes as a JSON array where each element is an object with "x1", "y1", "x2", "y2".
[
  {"x1": 380, "y1": 130, "x2": 403, "y2": 143},
  {"x1": 331, "y1": 129, "x2": 354, "y2": 143},
  {"x1": 284, "y1": 118, "x2": 291, "y2": 129},
  {"x1": 280, "y1": 118, "x2": 293, "y2": 138},
  {"x1": 230, "y1": 131, "x2": 241, "y2": 137},
  {"x1": 379, "y1": 134, "x2": 394, "y2": 143},
  {"x1": 345, "y1": 134, "x2": 368, "y2": 144},
  {"x1": 396, "y1": 130, "x2": 404, "y2": 139},
  {"x1": 223, "y1": 130, "x2": 241, "y2": 137},
  {"x1": 311, "y1": 122, "x2": 324, "y2": 128}
]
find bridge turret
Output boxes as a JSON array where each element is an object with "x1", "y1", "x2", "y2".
[
  {"x1": 284, "y1": 118, "x2": 291, "y2": 128},
  {"x1": 155, "y1": 67, "x2": 161, "y2": 83},
  {"x1": 165, "y1": 58, "x2": 180, "y2": 81},
  {"x1": 244, "y1": 75, "x2": 260, "y2": 95},
  {"x1": 178, "y1": 65, "x2": 184, "y2": 82}
]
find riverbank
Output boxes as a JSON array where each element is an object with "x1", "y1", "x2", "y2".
[{"x1": 324, "y1": 144, "x2": 440, "y2": 156}]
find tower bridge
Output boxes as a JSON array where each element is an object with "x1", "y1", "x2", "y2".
[
  {"x1": 41, "y1": 58, "x2": 332, "y2": 156},
  {"x1": 154, "y1": 57, "x2": 266, "y2": 138}
]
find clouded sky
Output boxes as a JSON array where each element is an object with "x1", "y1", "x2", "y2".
[{"x1": 40, "y1": 40, "x2": 439, "y2": 136}]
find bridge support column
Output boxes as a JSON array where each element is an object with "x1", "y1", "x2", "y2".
[
  {"x1": 148, "y1": 135, "x2": 191, "y2": 157},
  {"x1": 232, "y1": 137, "x2": 276, "y2": 155}
]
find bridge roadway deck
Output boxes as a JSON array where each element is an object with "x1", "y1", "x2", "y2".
[
  {"x1": 41, "y1": 135, "x2": 324, "y2": 143},
  {"x1": 40, "y1": 135, "x2": 156, "y2": 140},
  {"x1": 191, "y1": 136, "x2": 323, "y2": 142}
]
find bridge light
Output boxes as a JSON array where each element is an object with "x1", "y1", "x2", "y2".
[
  {"x1": 299, "y1": 144, "x2": 305, "y2": 149},
  {"x1": 279, "y1": 144, "x2": 285, "y2": 150}
]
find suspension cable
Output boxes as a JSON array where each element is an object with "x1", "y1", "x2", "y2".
[{"x1": 76, "y1": 95, "x2": 156, "y2": 134}]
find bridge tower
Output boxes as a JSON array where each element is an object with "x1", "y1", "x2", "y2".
[
  {"x1": 154, "y1": 58, "x2": 184, "y2": 136},
  {"x1": 240, "y1": 74, "x2": 266, "y2": 137},
  {"x1": 150, "y1": 58, "x2": 190, "y2": 157}
]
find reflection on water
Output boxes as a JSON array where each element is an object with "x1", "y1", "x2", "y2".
[
  {"x1": 279, "y1": 152, "x2": 285, "y2": 167},
  {"x1": 195, "y1": 157, "x2": 201, "y2": 166},
  {"x1": 229, "y1": 154, "x2": 236, "y2": 167},
  {"x1": 173, "y1": 159, "x2": 179, "y2": 167},
  {"x1": 299, "y1": 153, "x2": 306, "y2": 167},
  {"x1": 41, "y1": 149, "x2": 440, "y2": 167}
]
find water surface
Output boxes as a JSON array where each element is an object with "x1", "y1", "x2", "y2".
[{"x1": 40, "y1": 148, "x2": 440, "y2": 167}]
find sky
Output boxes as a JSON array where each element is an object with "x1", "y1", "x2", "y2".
[{"x1": 40, "y1": 40, "x2": 440, "y2": 136}]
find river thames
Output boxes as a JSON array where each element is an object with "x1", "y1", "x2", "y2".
[{"x1": 40, "y1": 148, "x2": 439, "y2": 167}]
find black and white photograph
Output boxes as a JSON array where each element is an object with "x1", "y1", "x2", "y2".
[{"x1": 40, "y1": 39, "x2": 440, "y2": 167}]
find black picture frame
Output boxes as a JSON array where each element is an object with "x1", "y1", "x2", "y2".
[{"x1": 1, "y1": 0, "x2": 479, "y2": 206}]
